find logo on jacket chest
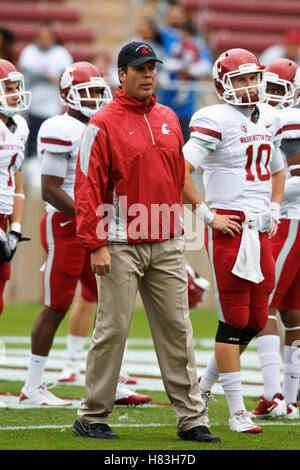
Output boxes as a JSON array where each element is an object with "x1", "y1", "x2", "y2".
[{"x1": 161, "y1": 123, "x2": 170, "y2": 134}]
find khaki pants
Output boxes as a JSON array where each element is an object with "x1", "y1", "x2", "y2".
[{"x1": 77, "y1": 238, "x2": 205, "y2": 431}]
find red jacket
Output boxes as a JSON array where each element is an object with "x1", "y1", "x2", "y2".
[{"x1": 74, "y1": 87, "x2": 185, "y2": 250}]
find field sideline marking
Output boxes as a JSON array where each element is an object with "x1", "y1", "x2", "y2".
[{"x1": 0, "y1": 421, "x2": 300, "y2": 431}]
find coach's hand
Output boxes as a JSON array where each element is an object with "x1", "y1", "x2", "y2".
[
  {"x1": 209, "y1": 210, "x2": 242, "y2": 238},
  {"x1": 91, "y1": 246, "x2": 111, "y2": 276}
]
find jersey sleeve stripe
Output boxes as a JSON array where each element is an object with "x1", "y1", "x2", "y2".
[
  {"x1": 282, "y1": 124, "x2": 300, "y2": 132},
  {"x1": 40, "y1": 137, "x2": 73, "y2": 146},
  {"x1": 275, "y1": 127, "x2": 283, "y2": 136},
  {"x1": 190, "y1": 126, "x2": 222, "y2": 140}
]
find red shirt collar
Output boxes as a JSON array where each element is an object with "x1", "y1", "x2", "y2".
[{"x1": 115, "y1": 87, "x2": 156, "y2": 113}]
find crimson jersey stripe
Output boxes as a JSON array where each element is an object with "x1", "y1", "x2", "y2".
[
  {"x1": 40, "y1": 137, "x2": 72, "y2": 146},
  {"x1": 275, "y1": 128, "x2": 283, "y2": 136},
  {"x1": 282, "y1": 124, "x2": 300, "y2": 132},
  {"x1": 189, "y1": 126, "x2": 222, "y2": 140}
]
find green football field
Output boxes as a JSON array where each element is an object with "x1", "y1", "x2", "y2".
[{"x1": 0, "y1": 302, "x2": 299, "y2": 452}]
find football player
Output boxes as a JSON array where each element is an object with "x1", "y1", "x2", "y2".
[
  {"x1": 20, "y1": 62, "x2": 151, "y2": 406},
  {"x1": 182, "y1": 48, "x2": 286, "y2": 433},
  {"x1": 0, "y1": 59, "x2": 31, "y2": 410},
  {"x1": 251, "y1": 58, "x2": 300, "y2": 420}
]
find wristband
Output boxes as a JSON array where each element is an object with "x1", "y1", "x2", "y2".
[
  {"x1": 270, "y1": 202, "x2": 280, "y2": 223},
  {"x1": 194, "y1": 203, "x2": 214, "y2": 224},
  {"x1": 14, "y1": 193, "x2": 25, "y2": 199},
  {"x1": 10, "y1": 222, "x2": 21, "y2": 233}
]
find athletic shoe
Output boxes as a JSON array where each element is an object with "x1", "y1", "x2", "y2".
[
  {"x1": 178, "y1": 425, "x2": 221, "y2": 443},
  {"x1": 229, "y1": 410, "x2": 262, "y2": 433},
  {"x1": 0, "y1": 398, "x2": 8, "y2": 409},
  {"x1": 118, "y1": 374, "x2": 137, "y2": 385},
  {"x1": 72, "y1": 420, "x2": 119, "y2": 439},
  {"x1": 114, "y1": 382, "x2": 152, "y2": 405},
  {"x1": 251, "y1": 393, "x2": 286, "y2": 418},
  {"x1": 58, "y1": 367, "x2": 79, "y2": 383},
  {"x1": 286, "y1": 403, "x2": 299, "y2": 419},
  {"x1": 19, "y1": 384, "x2": 72, "y2": 407},
  {"x1": 119, "y1": 366, "x2": 137, "y2": 385}
]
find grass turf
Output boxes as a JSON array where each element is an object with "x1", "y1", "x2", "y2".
[{"x1": 0, "y1": 303, "x2": 299, "y2": 451}]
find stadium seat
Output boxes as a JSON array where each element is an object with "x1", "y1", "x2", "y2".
[
  {"x1": 201, "y1": 11, "x2": 300, "y2": 35},
  {"x1": 210, "y1": 31, "x2": 283, "y2": 55},
  {"x1": 183, "y1": 0, "x2": 300, "y2": 16},
  {"x1": 3, "y1": 22, "x2": 95, "y2": 43},
  {"x1": 0, "y1": 3, "x2": 80, "y2": 22}
]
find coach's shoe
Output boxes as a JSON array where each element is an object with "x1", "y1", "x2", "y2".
[
  {"x1": 114, "y1": 382, "x2": 152, "y2": 405},
  {"x1": 178, "y1": 425, "x2": 221, "y2": 443},
  {"x1": 72, "y1": 420, "x2": 119, "y2": 439},
  {"x1": 58, "y1": 367, "x2": 79, "y2": 383},
  {"x1": 19, "y1": 384, "x2": 72, "y2": 407},
  {"x1": 251, "y1": 393, "x2": 286, "y2": 418},
  {"x1": 0, "y1": 398, "x2": 8, "y2": 409},
  {"x1": 229, "y1": 410, "x2": 262, "y2": 433},
  {"x1": 286, "y1": 403, "x2": 299, "y2": 419}
]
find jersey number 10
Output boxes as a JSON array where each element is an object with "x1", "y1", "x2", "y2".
[{"x1": 245, "y1": 144, "x2": 271, "y2": 181}]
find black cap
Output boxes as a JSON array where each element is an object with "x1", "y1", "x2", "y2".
[{"x1": 117, "y1": 41, "x2": 163, "y2": 68}]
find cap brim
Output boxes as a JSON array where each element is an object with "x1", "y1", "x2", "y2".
[{"x1": 126, "y1": 56, "x2": 163, "y2": 66}]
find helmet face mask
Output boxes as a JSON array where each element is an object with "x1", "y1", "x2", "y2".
[
  {"x1": 59, "y1": 62, "x2": 112, "y2": 118},
  {"x1": 0, "y1": 65, "x2": 31, "y2": 117},
  {"x1": 264, "y1": 59, "x2": 300, "y2": 108},
  {"x1": 213, "y1": 49, "x2": 266, "y2": 106}
]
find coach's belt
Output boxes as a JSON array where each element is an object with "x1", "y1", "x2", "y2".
[{"x1": 231, "y1": 210, "x2": 272, "y2": 284}]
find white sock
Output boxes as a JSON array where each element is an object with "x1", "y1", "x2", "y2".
[
  {"x1": 282, "y1": 345, "x2": 300, "y2": 405},
  {"x1": 256, "y1": 335, "x2": 282, "y2": 401},
  {"x1": 24, "y1": 354, "x2": 48, "y2": 391},
  {"x1": 65, "y1": 334, "x2": 87, "y2": 371},
  {"x1": 199, "y1": 353, "x2": 219, "y2": 392},
  {"x1": 220, "y1": 371, "x2": 245, "y2": 417}
]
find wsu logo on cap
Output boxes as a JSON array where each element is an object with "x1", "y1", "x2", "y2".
[{"x1": 135, "y1": 44, "x2": 151, "y2": 55}]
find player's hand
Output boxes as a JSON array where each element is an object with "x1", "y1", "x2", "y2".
[
  {"x1": 209, "y1": 210, "x2": 242, "y2": 238},
  {"x1": 0, "y1": 228, "x2": 11, "y2": 261},
  {"x1": 91, "y1": 246, "x2": 111, "y2": 276},
  {"x1": 268, "y1": 218, "x2": 278, "y2": 239},
  {"x1": 6, "y1": 231, "x2": 22, "y2": 262}
]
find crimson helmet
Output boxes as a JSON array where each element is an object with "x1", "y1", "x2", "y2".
[
  {"x1": 213, "y1": 48, "x2": 265, "y2": 106},
  {"x1": 59, "y1": 61, "x2": 112, "y2": 118},
  {"x1": 264, "y1": 58, "x2": 300, "y2": 108},
  {"x1": 0, "y1": 59, "x2": 31, "y2": 117},
  {"x1": 187, "y1": 263, "x2": 210, "y2": 310}
]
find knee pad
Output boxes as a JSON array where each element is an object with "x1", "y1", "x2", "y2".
[
  {"x1": 215, "y1": 320, "x2": 243, "y2": 344},
  {"x1": 239, "y1": 326, "x2": 259, "y2": 345}
]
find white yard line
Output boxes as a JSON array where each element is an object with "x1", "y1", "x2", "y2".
[{"x1": 0, "y1": 421, "x2": 299, "y2": 431}]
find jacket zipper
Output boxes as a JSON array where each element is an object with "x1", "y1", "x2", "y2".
[{"x1": 144, "y1": 102, "x2": 155, "y2": 145}]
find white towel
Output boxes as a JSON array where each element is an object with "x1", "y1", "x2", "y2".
[{"x1": 231, "y1": 211, "x2": 272, "y2": 284}]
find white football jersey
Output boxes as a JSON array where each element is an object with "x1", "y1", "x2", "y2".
[
  {"x1": 0, "y1": 115, "x2": 29, "y2": 215},
  {"x1": 188, "y1": 102, "x2": 282, "y2": 212},
  {"x1": 279, "y1": 106, "x2": 300, "y2": 220},
  {"x1": 37, "y1": 113, "x2": 85, "y2": 213}
]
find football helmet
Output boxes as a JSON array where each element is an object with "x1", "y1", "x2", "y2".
[
  {"x1": 0, "y1": 59, "x2": 31, "y2": 117},
  {"x1": 264, "y1": 58, "x2": 300, "y2": 108},
  {"x1": 59, "y1": 61, "x2": 112, "y2": 118},
  {"x1": 187, "y1": 263, "x2": 210, "y2": 310},
  {"x1": 213, "y1": 48, "x2": 265, "y2": 106}
]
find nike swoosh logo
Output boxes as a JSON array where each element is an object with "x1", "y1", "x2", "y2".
[
  {"x1": 129, "y1": 131, "x2": 135, "y2": 135},
  {"x1": 266, "y1": 124, "x2": 272, "y2": 128},
  {"x1": 59, "y1": 220, "x2": 72, "y2": 227}
]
